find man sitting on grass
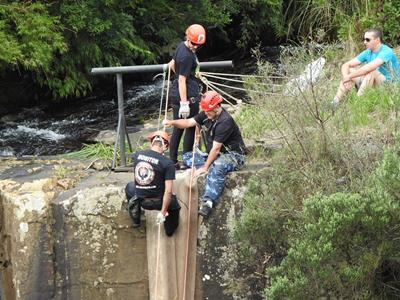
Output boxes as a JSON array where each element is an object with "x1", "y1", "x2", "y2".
[{"x1": 332, "y1": 28, "x2": 400, "y2": 109}]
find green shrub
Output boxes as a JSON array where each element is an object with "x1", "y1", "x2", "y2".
[
  {"x1": 233, "y1": 47, "x2": 399, "y2": 298},
  {"x1": 266, "y1": 140, "x2": 400, "y2": 299}
]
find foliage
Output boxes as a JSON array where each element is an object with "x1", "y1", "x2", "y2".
[
  {"x1": 39, "y1": 0, "x2": 156, "y2": 98},
  {"x1": 0, "y1": 0, "x2": 234, "y2": 100},
  {"x1": 233, "y1": 46, "x2": 400, "y2": 298},
  {"x1": 1, "y1": 0, "x2": 400, "y2": 102},
  {"x1": 236, "y1": 104, "x2": 272, "y2": 140},
  {"x1": 282, "y1": 0, "x2": 400, "y2": 47},
  {"x1": 0, "y1": 2, "x2": 66, "y2": 71},
  {"x1": 66, "y1": 138, "x2": 150, "y2": 164},
  {"x1": 67, "y1": 142, "x2": 115, "y2": 160},
  {"x1": 223, "y1": 0, "x2": 283, "y2": 49},
  {"x1": 266, "y1": 141, "x2": 400, "y2": 299}
]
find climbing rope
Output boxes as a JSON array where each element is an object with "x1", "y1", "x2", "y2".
[
  {"x1": 199, "y1": 76, "x2": 241, "y2": 105},
  {"x1": 201, "y1": 72, "x2": 283, "y2": 87},
  {"x1": 163, "y1": 64, "x2": 172, "y2": 127},
  {"x1": 200, "y1": 72, "x2": 282, "y2": 96},
  {"x1": 154, "y1": 63, "x2": 172, "y2": 300},
  {"x1": 201, "y1": 71, "x2": 285, "y2": 79},
  {"x1": 156, "y1": 72, "x2": 167, "y2": 130}
]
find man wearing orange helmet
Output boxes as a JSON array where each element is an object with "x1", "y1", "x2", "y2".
[
  {"x1": 125, "y1": 130, "x2": 180, "y2": 236},
  {"x1": 168, "y1": 24, "x2": 206, "y2": 170},
  {"x1": 163, "y1": 91, "x2": 246, "y2": 218}
]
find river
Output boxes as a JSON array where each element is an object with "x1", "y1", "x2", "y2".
[
  {"x1": 0, "y1": 79, "x2": 164, "y2": 157},
  {"x1": 0, "y1": 49, "x2": 278, "y2": 157}
]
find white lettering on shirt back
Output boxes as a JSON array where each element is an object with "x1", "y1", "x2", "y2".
[{"x1": 137, "y1": 154, "x2": 159, "y2": 165}]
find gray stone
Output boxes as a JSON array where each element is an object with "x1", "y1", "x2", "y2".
[{"x1": 0, "y1": 157, "x2": 270, "y2": 300}]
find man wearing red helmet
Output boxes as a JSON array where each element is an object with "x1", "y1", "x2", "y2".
[
  {"x1": 163, "y1": 91, "x2": 246, "y2": 218},
  {"x1": 125, "y1": 131, "x2": 180, "y2": 236},
  {"x1": 168, "y1": 24, "x2": 206, "y2": 170}
]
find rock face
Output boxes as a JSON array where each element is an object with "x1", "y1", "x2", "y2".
[
  {"x1": 197, "y1": 167, "x2": 267, "y2": 300},
  {"x1": 0, "y1": 157, "x2": 268, "y2": 300}
]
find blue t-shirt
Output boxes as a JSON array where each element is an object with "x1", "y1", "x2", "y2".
[{"x1": 356, "y1": 44, "x2": 400, "y2": 80}]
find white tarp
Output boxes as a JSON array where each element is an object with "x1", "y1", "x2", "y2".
[{"x1": 283, "y1": 57, "x2": 326, "y2": 96}]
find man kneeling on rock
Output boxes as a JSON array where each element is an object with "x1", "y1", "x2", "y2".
[
  {"x1": 125, "y1": 131, "x2": 180, "y2": 236},
  {"x1": 163, "y1": 91, "x2": 246, "y2": 218}
]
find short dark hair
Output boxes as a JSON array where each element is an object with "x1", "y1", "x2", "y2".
[{"x1": 366, "y1": 28, "x2": 382, "y2": 41}]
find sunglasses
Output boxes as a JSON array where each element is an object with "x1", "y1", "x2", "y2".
[{"x1": 363, "y1": 38, "x2": 371, "y2": 42}]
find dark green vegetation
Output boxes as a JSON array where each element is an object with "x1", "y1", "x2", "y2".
[
  {"x1": 234, "y1": 46, "x2": 400, "y2": 299},
  {"x1": 1, "y1": 0, "x2": 400, "y2": 107}
]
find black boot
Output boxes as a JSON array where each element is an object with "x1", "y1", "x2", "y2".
[{"x1": 127, "y1": 196, "x2": 141, "y2": 228}]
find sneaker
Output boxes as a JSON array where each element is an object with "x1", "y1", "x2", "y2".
[
  {"x1": 331, "y1": 96, "x2": 340, "y2": 111},
  {"x1": 199, "y1": 201, "x2": 212, "y2": 218},
  {"x1": 175, "y1": 161, "x2": 189, "y2": 171}
]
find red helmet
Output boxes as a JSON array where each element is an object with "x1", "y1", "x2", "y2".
[
  {"x1": 148, "y1": 131, "x2": 170, "y2": 146},
  {"x1": 186, "y1": 24, "x2": 206, "y2": 45},
  {"x1": 200, "y1": 91, "x2": 223, "y2": 111}
]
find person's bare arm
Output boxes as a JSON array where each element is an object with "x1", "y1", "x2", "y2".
[
  {"x1": 343, "y1": 58, "x2": 384, "y2": 83},
  {"x1": 163, "y1": 118, "x2": 197, "y2": 128},
  {"x1": 341, "y1": 58, "x2": 362, "y2": 77},
  {"x1": 160, "y1": 179, "x2": 173, "y2": 216},
  {"x1": 178, "y1": 74, "x2": 188, "y2": 102}
]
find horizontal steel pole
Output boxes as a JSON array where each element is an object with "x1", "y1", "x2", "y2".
[{"x1": 91, "y1": 60, "x2": 233, "y2": 75}]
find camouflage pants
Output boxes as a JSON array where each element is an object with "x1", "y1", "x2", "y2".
[{"x1": 183, "y1": 150, "x2": 245, "y2": 205}]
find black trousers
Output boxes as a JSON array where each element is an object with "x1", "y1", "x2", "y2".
[
  {"x1": 169, "y1": 97, "x2": 199, "y2": 164},
  {"x1": 125, "y1": 182, "x2": 180, "y2": 236}
]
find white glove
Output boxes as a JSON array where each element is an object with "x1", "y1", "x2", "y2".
[
  {"x1": 156, "y1": 212, "x2": 168, "y2": 225},
  {"x1": 162, "y1": 119, "x2": 169, "y2": 126},
  {"x1": 179, "y1": 101, "x2": 190, "y2": 119}
]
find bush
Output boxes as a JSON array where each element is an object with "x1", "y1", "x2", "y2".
[
  {"x1": 233, "y1": 47, "x2": 400, "y2": 298},
  {"x1": 266, "y1": 140, "x2": 400, "y2": 299}
]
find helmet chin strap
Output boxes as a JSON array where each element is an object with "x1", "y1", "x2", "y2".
[{"x1": 152, "y1": 136, "x2": 169, "y2": 152}]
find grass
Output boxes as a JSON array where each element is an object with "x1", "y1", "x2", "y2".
[
  {"x1": 67, "y1": 142, "x2": 114, "y2": 159},
  {"x1": 66, "y1": 138, "x2": 151, "y2": 166}
]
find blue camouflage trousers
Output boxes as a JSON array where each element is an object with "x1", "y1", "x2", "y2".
[{"x1": 182, "y1": 150, "x2": 245, "y2": 205}]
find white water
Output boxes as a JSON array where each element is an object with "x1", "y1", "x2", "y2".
[{"x1": 0, "y1": 80, "x2": 163, "y2": 156}]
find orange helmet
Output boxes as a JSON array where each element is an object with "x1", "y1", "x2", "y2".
[
  {"x1": 186, "y1": 24, "x2": 206, "y2": 45},
  {"x1": 200, "y1": 91, "x2": 223, "y2": 111},
  {"x1": 148, "y1": 131, "x2": 170, "y2": 147}
]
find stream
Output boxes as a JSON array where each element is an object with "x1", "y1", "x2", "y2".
[{"x1": 0, "y1": 79, "x2": 164, "y2": 157}]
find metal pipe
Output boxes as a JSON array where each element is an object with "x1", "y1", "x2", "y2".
[
  {"x1": 116, "y1": 73, "x2": 126, "y2": 167},
  {"x1": 93, "y1": 60, "x2": 233, "y2": 170},
  {"x1": 91, "y1": 61, "x2": 233, "y2": 75}
]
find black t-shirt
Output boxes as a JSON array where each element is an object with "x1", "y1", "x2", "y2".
[
  {"x1": 170, "y1": 41, "x2": 201, "y2": 102},
  {"x1": 194, "y1": 109, "x2": 246, "y2": 154},
  {"x1": 133, "y1": 149, "x2": 175, "y2": 198}
]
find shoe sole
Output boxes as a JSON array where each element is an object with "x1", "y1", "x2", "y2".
[{"x1": 198, "y1": 211, "x2": 211, "y2": 218}]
